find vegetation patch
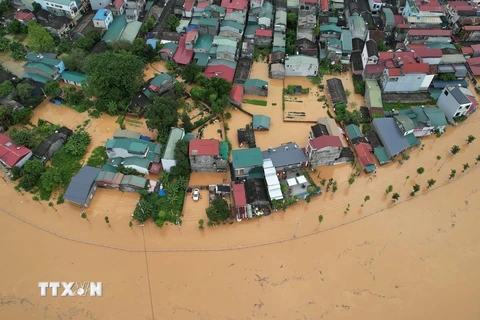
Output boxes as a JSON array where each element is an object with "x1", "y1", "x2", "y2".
[
  {"x1": 383, "y1": 101, "x2": 435, "y2": 111},
  {"x1": 86, "y1": 146, "x2": 108, "y2": 168},
  {"x1": 242, "y1": 99, "x2": 268, "y2": 106}
]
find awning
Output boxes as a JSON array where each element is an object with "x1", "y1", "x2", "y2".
[
  {"x1": 296, "y1": 175, "x2": 308, "y2": 185},
  {"x1": 287, "y1": 178, "x2": 297, "y2": 186}
]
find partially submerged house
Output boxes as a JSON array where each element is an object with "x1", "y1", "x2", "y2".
[
  {"x1": 61, "y1": 70, "x2": 87, "y2": 87},
  {"x1": 119, "y1": 175, "x2": 149, "y2": 192},
  {"x1": 306, "y1": 135, "x2": 343, "y2": 167},
  {"x1": 105, "y1": 137, "x2": 162, "y2": 163},
  {"x1": 147, "y1": 73, "x2": 176, "y2": 95},
  {"x1": 161, "y1": 128, "x2": 185, "y2": 173},
  {"x1": 233, "y1": 182, "x2": 249, "y2": 220},
  {"x1": 372, "y1": 117, "x2": 420, "y2": 158},
  {"x1": 284, "y1": 55, "x2": 318, "y2": 77},
  {"x1": 365, "y1": 79, "x2": 384, "y2": 117},
  {"x1": 244, "y1": 79, "x2": 268, "y2": 96},
  {"x1": 229, "y1": 85, "x2": 244, "y2": 106},
  {"x1": 244, "y1": 178, "x2": 270, "y2": 207},
  {"x1": 0, "y1": 133, "x2": 32, "y2": 168},
  {"x1": 237, "y1": 128, "x2": 256, "y2": 147},
  {"x1": 232, "y1": 147, "x2": 263, "y2": 180},
  {"x1": 23, "y1": 52, "x2": 65, "y2": 84},
  {"x1": 437, "y1": 86, "x2": 475, "y2": 123},
  {"x1": 327, "y1": 78, "x2": 347, "y2": 105},
  {"x1": 252, "y1": 114, "x2": 271, "y2": 130},
  {"x1": 262, "y1": 142, "x2": 307, "y2": 171},
  {"x1": 33, "y1": 126, "x2": 72, "y2": 163},
  {"x1": 64, "y1": 166, "x2": 101, "y2": 207},
  {"x1": 189, "y1": 139, "x2": 228, "y2": 172},
  {"x1": 354, "y1": 142, "x2": 376, "y2": 173},
  {"x1": 396, "y1": 106, "x2": 448, "y2": 137},
  {"x1": 95, "y1": 170, "x2": 124, "y2": 189}
]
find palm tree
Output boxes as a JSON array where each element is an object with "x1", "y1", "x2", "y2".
[
  {"x1": 413, "y1": 184, "x2": 420, "y2": 193},
  {"x1": 435, "y1": 155, "x2": 441, "y2": 165},
  {"x1": 404, "y1": 176, "x2": 410, "y2": 186},
  {"x1": 318, "y1": 215, "x2": 323, "y2": 224},
  {"x1": 129, "y1": 221, "x2": 133, "y2": 228},
  {"x1": 48, "y1": 202, "x2": 57, "y2": 211},
  {"x1": 167, "y1": 194, "x2": 179, "y2": 213},
  {"x1": 362, "y1": 195, "x2": 370, "y2": 207},
  {"x1": 466, "y1": 135, "x2": 476, "y2": 144},
  {"x1": 385, "y1": 185, "x2": 393, "y2": 194},
  {"x1": 81, "y1": 212, "x2": 89, "y2": 222},
  {"x1": 434, "y1": 130, "x2": 442, "y2": 142},
  {"x1": 410, "y1": 191, "x2": 416, "y2": 197},
  {"x1": 449, "y1": 169, "x2": 456, "y2": 180},
  {"x1": 451, "y1": 145, "x2": 460, "y2": 155},
  {"x1": 462, "y1": 163, "x2": 470, "y2": 172},
  {"x1": 476, "y1": 155, "x2": 480, "y2": 165},
  {"x1": 416, "y1": 167, "x2": 425, "y2": 177},
  {"x1": 392, "y1": 193, "x2": 400, "y2": 202},
  {"x1": 104, "y1": 216, "x2": 110, "y2": 227},
  {"x1": 348, "y1": 177, "x2": 355, "y2": 189},
  {"x1": 427, "y1": 179, "x2": 436, "y2": 188}
]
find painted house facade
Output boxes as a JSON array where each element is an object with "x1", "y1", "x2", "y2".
[
  {"x1": 405, "y1": 29, "x2": 452, "y2": 45},
  {"x1": 93, "y1": 9, "x2": 113, "y2": 29},
  {"x1": 189, "y1": 139, "x2": 228, "y2": 172},
  {"x1": 361, "y1": 39, "x2": 379, "y2": 69},
  {"x1": 41, "y1": 0, "x2": 87, "y2": 19},
  {"x1": 219, "y1": 20, "x2": 244, "y2": 40},
  {"x1": 397, "y1": 106, "x2": 448, "y2": 137},
  {"x1": 380, "y1": 63, "x2": 433, "y2": 92},
  {"x1": 306, "y1": 135, "x2": 343, "y2": 166}
]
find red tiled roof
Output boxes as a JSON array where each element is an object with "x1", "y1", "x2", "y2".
[
  {"x1": 309, "y1": 135, "x2": 342, "y2": 150},
  {"x1": 393, "y1": 15, "x2": 404, "y2": 26},
  {"x1": 0, "y1": 133, "x2": 31, "y2": 167},
  {"x1": 447, "y1": 1, "x2": 473, "y2": 9},
  {"x1": 407, "y1": 44, "x2": 426, "y2": 50},
  {"x1": 464, "y1": 26, "x2": 480, "y2": 31},
  {"x1": 403, "y1": 63, "x2": 430, "y2": 74},
  {"x1": 233, "y1": 183, "x2": 247, "y2": 207},
  {"x1": 388, "y1": 68, "x2": 401, "y2": 76},
  {"x1": 189, "y1": 139, "x2": 219, "y2": 156},
  {"x1": 365, "y1": 63, "x2": 385, "y2": 75},
  {"x1": 220, "y1": 0, "x2": 247, "y2": 10},
  {"x1": 320, "y1": 0, "x2": 328, "y2": 10},
  {"x1": 471, "y1": 44, "x2": 480, "y2": 52},
  {"x1": 354, "y1": 143, "x2": 375, "y2": 167},
  {"x1": 15, "y1": 10, "x2": 35, "y2": 22},
  {"x1": 229, "y1": 85, "x2": 244, "y2": 104},
  {"x1": 185, "y1": 29, "x2": 198, "y2": 43},
  {"x1": 462, "y1": 47, "x2": 474, "y2": 55},
  {"x1": 184, "y1": 0, "x2": 195, "y2": 12},
  {"x1": 173, "y1": 35, "x2": 194, "y2": 65},
  {"x1": 149, "y1": 162, "x2": 161, "y2": 174},
  {"x1": 469, "y1": 65, "x2": 480, "y2": 76},
  {"x1": 408, "y1": 29, "x2": 452, "y2": 37},
  {"x1": 466, "y1": 94, "x2": 477, "y2": 115},
  {"x1": 467, "y1": 57, "x2": 480, "y2": 66},
  {"x1": 113, "y1": 0, "x2": 124, "y2": 9},
  {"x1": 255, "y1": 29, "x2": 272, "y2": 37},
  {"x1": 413, "y1": 48, "x2": 443, "y2": 58},
  {"x1": 204, "y1": 65, "x2": 235, "y2": 82},
  {"x1": 196, "y1": 1, "x2": 209, "y2": 8},
  {"x1": 397, "y1": 23, "x2": 415, "y2": 29}
]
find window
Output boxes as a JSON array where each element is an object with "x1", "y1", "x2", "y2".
[
  {"x1": 235, "y1": 168, "x2": 245, "y2": 176},
  {"x1": 390, "y1": 77, "x2": 398, "y2": 82},
  {"x1": 455, "y1": 112, "x2": 461, "y2": 117},
  {"x1": 444, "y1": 90, "x2": 449, "y2": 96}
]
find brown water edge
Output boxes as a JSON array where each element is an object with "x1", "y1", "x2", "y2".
[{"x1": 1, "y1": 162, "x2": 479, "y2": 319}]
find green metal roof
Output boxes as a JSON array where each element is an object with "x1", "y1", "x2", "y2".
[
  {"x1": 247, "y1": 166, "x2": 265, "y2": 179},
  {"x1": 145, "y1": 0, "x2": 153, "y2": 10},
  {"x1": 245, "y1": 24, "x2": 259, "y2": 36},
  {"x1": 382, "y1": 8, "x2": 394, "y2": 25},
  {"x1": 320, "y1": 24, "x2": 341, "y2": 33},
  {"x1": 108, "y1": 157, "x2": 124, "y2": 166},
  {"x1": 374, "y1": 147, "x2": 390, "y2": 164},
  {"x1": 22, "y1": 72, "x2": 49, "y2": 84},
  {"x1": 163, "y1": 128, "x2": 184, "y2": 160},
  {"x1": 194, "y1": 52, "x2": 210, "y2": 67},
  {"x1": 346, "y1": 124, "x2": 362, "y2": 139},
  {"x1": 328, "y1": 17, "x2": 338, "y2": 24},
  {"x1": 341, "y1": 30, "x2": 352, "y2": 52},
  {"x1": 183, "y1": 133, "x2": 197, "y2": 142},
  {"x1": 194, "y1": 34, "x2": 214, "y2": 50},
  {"x1": 328, "y1": 38, "x2": 342, "y2": 49},
  {"x1": 128, "y1": 141, "x2": 147, "y2": 154},
  {"x1": 162, "y1": 42, "x2": 178, "y2": 53},
  {"x1": 219, "y1": 141, "x2": 228, "y2": 160},
  {"x1": 365, "y1": 164, "x2": 376, "y2": 173},
  {"x1": 150, "y1": 73, "x2": 173, "y2": 86},
  {"x1": 102, "y1": 15, "x2": 127, "y2": 42},
  {"x1": 232, "y1": 148, "x2": 263, "y2": 168},
  {"x1": 244, "y1": 78, "x2": 268, "y2": 88},
  {"x1": 221, "y1": 20, "x2": 243, "y2": 31},
  {"x1": 211, "y1": 4, "x2": 226, "y2": 13},
  {"x1": 405, "y1": 133, "x2": 421, "y2": 147},
  {"x1": 423, "y1": 107, "x2": 447, "y2": 127},
  {"x1": 25, "y1": 52, "x2": 61, "y2": 67},
  {"x1": 213, "y1": 36, "x2": 237, "y2": 47},
  {"x1": 61, "y1": 70, "x2": 87, "y2": 83},
  {"x1": 272, "y1": 46, "x2": 285, "y2": 53},
  {"x1": 252, "y1": 114, "x2": 271, "y2": 129},
  {"x1": 101, "y1": 164, "x2": 118, "y2": 173},
  {"x1": 105, "y1": 138, "x2": 161, "y2": 160},
  {"x1": 25, "y1": 62, "x2": 55, "y2": 75},
  {"x1": 425, "y1": 42, "x2": 455, "y2": 50},
  {"x1": 120, "y1": 175, "x2": 148, "y2": 188},
  {"x1": 199, "y1": 18, "x2": 219, "y2": 27},
  {"x1": 120, "y1": 21, "x2": 142, "y2": 44},
  {"x1": 48, "y1": 0, "x2": 73, "y2": 6},
  {"x1": 366, "y1": 79, "x2": 382, "y2": 109},
  {"x1": 123, "y1": 156, "x2": 151, "y2": 168}
]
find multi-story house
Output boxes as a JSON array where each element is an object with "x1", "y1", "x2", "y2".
[
  {"x1": 437, "y1": 86, "x2": 474, "y2": 123},
  {"x1": 232, "y1": 148, "x2": 263, "y2": 180},
  {"x1": 216, "y1": 45, "x2": 238, "y2": 61},
  {"x1": 254, "y1": 29, "x2": 273, "y2": 46},
  {"x1": 348, "y1": 14, "x2": 368, "y2": 41},
  {"x1": 396, "y1": 106, "x2": 448, "y2": 137},
  {"x1": 379, "y1": 63, "x2": 433, "y2": 92},
  {"x1": 445, "y1": 1, "x2": 476, "y2": 26},
  {"x1": 219, "y1": 20, "x2": 244, "y2": 40},
  {"x1": 402, "y1": 0, "x2": 445, "y2": 19},
  {"x1": 189, "y1": 139, "x2": 227, "y2": 172},
  {"x1": 41, "y1": 0, "x2": 88, "y2": 19},
  {"x1": 23, "y1": 52, "x2": 65, "y2": 84},
  {"x1": 147, "y1": 73, "x2": 176, "y2": 95},
  {"x1": 405, "y1": 29, "x2": 452, "y2": 44},
  {"x1": 368, "y1": 0, "x2": 382, "y2": 13},
  {"x1": 262, "y1": 143, "x2": 308, "y2": 171},
  {"x1": 361, "y1": 39, "x2": 379, "y2": 69},
  {"x1": 274, "y1": 9, "x2": 286, "y2": 33},
  {"x1": 93, "y1": 9, "x2": 113, "y2": 29},
  {"x1": 305, "y1": 135, "x2": 343, "y2": 167},
  {"x1": 199, "y1": 18, "x2": 219, "y2": 35}
]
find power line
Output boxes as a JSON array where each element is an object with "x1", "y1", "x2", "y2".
[{"x1": 142, "y1": 227, "x2": 155, "y2": 320}]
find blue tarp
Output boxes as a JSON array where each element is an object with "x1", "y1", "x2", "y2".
[
  {"x1": 186, "y1": 25, "x2": 199, "y2": 32},
  {"x1": 146, "y1": 38, "x2": 158, "y2": 49},
  {"x1": 139, "y1": 135, "x2": 151, "y2": 141},
  {"x1": 432, "y1": 79, "x2": 468, "y2": 89},
  {"x1": 158, "y1": 189, "x2": 166, "y2": 196}
]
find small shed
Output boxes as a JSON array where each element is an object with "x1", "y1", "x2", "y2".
[
  {"x1": 216, "y1": 184, "x2": 231, "y2": 195},
  {"x1": 252, "y1": 115, "x2": 271, "y2": 130},
  {"x1": 327, "y1": 78, "x2": 348, "y2": 105},
  {"x1": 119, "y1": 175, "x2": 148, "y2": 192},
  {"x1": 95, "y1": 170, "x2": 124, "y2": 189}
]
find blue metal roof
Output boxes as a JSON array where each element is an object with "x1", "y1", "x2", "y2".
[{"x1": 94, "y1": 9, "x2": 111, "y2": 21}]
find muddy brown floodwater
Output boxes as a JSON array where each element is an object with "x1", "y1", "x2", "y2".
[{"x1": 1, "y1": 69, "x2": 480, "y2": 319}]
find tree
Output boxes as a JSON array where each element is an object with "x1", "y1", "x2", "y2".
[
  {"x1": 129, "y1": 221, "x2": 133, "y2": 228},
  {"x1": 416, "y1": 167, "x2": 425, "y2": 177},
  {"x1": 174, "y1": 82, "x2": 185, "y2": 97},
  {"x1": 81, "y1": 212, "x2": 89, "y2": 222},
  {"x1": 404, "y1": 175, "x2": 410, "y2": 186},
  {"x1": 462, "y1": 163, "x2": 470, "y2": 172},
  {"x1": 362, "y1": 195, "x2": 370, "y2": 207},
  {"x1": 466, "y1": 135, "x2": 476, "y2": 144},
  {"x1": 345, "y1": 89, "x2": 351, "y2": 97},
  {"x1": 348, "y1": 176, "x2": 355, "y2": 188},
  {"x1": 62, "y1": 86, "x2": 84, "y2": 105},
  {"x1": 413, "y1": 184, "x2": 420, "y2": 193},
  {"x1": 48, "y1": 202, "x2": 57, "y2": 211},
  {"x1": 287, "y1": 12, "x2": 298, "y2": 29},
  {"x1": 476, "y1": 155, "x2": 480, "y2": 164},
  {"x1": 434, "y1": 130, "x2": 442, "y2": 142},
  {"x1": 32, "y1": 2, "x2": 42, "y2": 12},
  {"x1": 132, "y1": 38, "x2": 156, "y2": 62},
  {"x1": 167, "y1": 14, "x2": 180, "y2": 32},
  {"x1": 19, "y1": 159, "x2": 44, "y2": 191},
  {"x1": 181, "y1": 112, "x2": 193, "y2": 133},
  {"x1": 7, "y1": 19, "x2": 28, "y2": 34},
  {"x1": 83, "y1": 51, "x2": 144, "y2": 103},
  {"x1": 392, "y1": 192, "x2": 400, "y2": 202},
  {"x1": 449, "y1": 169, "x2": 456, "y2": 180},
  {"x1": 8, "y1": 41, "x2": 27, "y2": 60},
  {"x1": 63, "y1": 130, "x2": 91, "y2": 156},
  {"x1": 27, "y1": 21, "x2": 55, "y2": 52},
  {"x1": 427, "y1": 179, "x2": 436, "y2": 188},
  {"x1": 0, "y1": 37, "x2": 11, "y2": 52},
  {"x1": 377, "y1": 39, "x2": 387, "y2": 51},
  {"x1": 182, "y1": 64, "x2": 201, "y2": 83},
  {"x1": 39, "y1": 167, "x2": 62, "y2": 200},
  {"x1": 318, "y1": 215, "x2": 323, "y2": 224},
  {"x1": 10, "y1": 128, "x2": 36, "y2": 148},
  {"x1": 133, "y1": 198, "x2": 156, "y2": 222},
  {"x1": 144, "y1": 96, "x2": 179, "y2": 133},
  {"x1": 63, "y1": 48, "x2": 87, "y2": 72},
  {"x1": 385, "y1": 185, "x2": 393, "y2": 194},
  {"x1": 198, "y1": 219, "x2": 204, "y2": 229},
  {"x1": 14, "y1": 83, "x2": 33, "y2": 104},
  {"x1": 170, "y1": 140, "x2": 190, "y2": 177},
  {"x1": 312, "y1": 22, "x2": 320, "y2": 37},
  {"x1": 105, "y1": 216, "x2": 110, "y2": 227},
  {"x1": 57, "y1": 38, "x2": 73, "y2": 54},
  {"x1": 451, "y1": 145, "x2": 460, "y2": 155},
  {"x1": 0, "y1": 80, "x2": 14, "y2": 97},
  {"x1": 205, "y1": 197, "x2": 230, "y2": 222},
  {"x1": 435, "y1": 155, "x2": 441, "y2": 165},
  {"x1": 44, "y1": 81, "x2": 61, "y2": 97}
]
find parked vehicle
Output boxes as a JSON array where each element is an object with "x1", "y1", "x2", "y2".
[{"x1": 192, "y1": 189, "x2": 200, "y2": 201}]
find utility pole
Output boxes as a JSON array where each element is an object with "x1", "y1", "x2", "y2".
[{"x1": 293, "y1": 218, "x2": 300, "y2": 238}]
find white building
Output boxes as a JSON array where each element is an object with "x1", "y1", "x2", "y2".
[
  {"x1": 42, "y1": 0, "x2": 84, "y2": 19},
  {"x1": 437, "y1": 86, "x2": 473, "y2": 124},
  {"x1": 284, "y1": 55, "x2": 319, "y2": 77},
  {"x1": 93, "y1": 9, "x2": 113, "y2": 29},
  {"x1": 161, "y1": 128, "x2": 185, "y2": 173},
  {"x1": 361, "y1": 39, "x2": 379, "y2": 69},
  {"x1": 368, "y1": 0, "x2": 382, "y2": 13}
]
